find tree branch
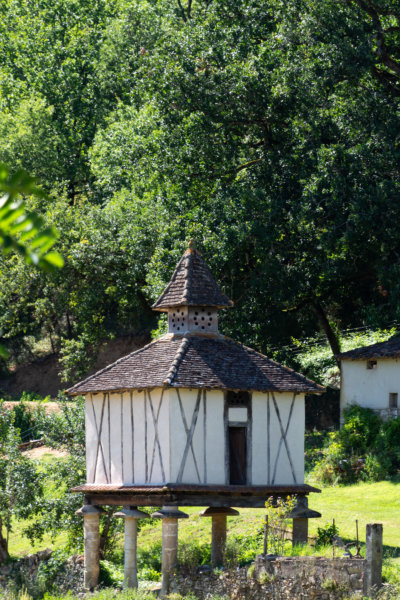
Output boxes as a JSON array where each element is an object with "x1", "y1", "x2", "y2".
[{"x1": 176, "y1": 0, "x2": 187, "y2": 22}]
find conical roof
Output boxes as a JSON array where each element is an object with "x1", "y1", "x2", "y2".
[{"x1": 152, "y1": 244, "x2": 233, "y2": 311}]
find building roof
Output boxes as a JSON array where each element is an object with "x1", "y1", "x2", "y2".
[
  {"x1": 152, "y1": 245, "x2": 233, "y2": 311},
  {"x1": 336, "y1": 335, "x2": 400, "y2": 360},
  {"x1": 67, "y1": 334, "x2": 324, "y2": 396}
]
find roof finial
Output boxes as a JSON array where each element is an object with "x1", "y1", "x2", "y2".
[{"x1": 188, "y1": 239, "x2": 195, "y2": 250}]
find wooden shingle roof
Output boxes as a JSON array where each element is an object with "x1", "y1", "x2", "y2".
[
  {"x1": 67, "y1": 335, "x2": 324, "y2": 396},
  {"x1": 152, "y1": 246, "x2": 233, "y2": 311},
  {"x1": 336, "y1": 335, "x2": 400, "y2": 360}
]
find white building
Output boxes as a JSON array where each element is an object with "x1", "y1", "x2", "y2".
[
  {"x1": 338, "y1": 337, "x2": 400, "y2": 424},
  {"x1": 68, "y1": 242, "x2": 323, "y2": 590}
]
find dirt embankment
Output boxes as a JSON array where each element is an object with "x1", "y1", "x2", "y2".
[{"x1": 0, "y1": 333, "x2": 150, "y2": 398}]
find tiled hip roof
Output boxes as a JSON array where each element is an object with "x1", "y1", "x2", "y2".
[{"x1": 67, "y1": 335, "x2": 324, "y2": 395}]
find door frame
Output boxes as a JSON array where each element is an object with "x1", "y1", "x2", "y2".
[{"x1": 224, "y1": 391, "x2": 252, "y2": 485}]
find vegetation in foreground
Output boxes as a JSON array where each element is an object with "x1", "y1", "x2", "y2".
[
  {"x1": 306, "y1": 405, "x2": 400, "y2": 485},
  {"x1": 1, "y1": 380, "x2": 400, "y2": 596}
]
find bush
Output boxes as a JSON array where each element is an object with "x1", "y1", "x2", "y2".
[
  {"x1": 315, "y1": 524, "x2": 339, "y2": 547},
  {"x1": 362, "y1": 453, "x2": 390, "y2": 482},
  {"x1": 99, "y1": 561, "x2": 124, "y2": 588},
  {"x1": 12, "y1": 402, "x2": 47, "y2": 442},
  {"x1": 339, "y1": 405, "x2": 381, "y2": 454},
  {"x1": 310, "y1": 406, "x2": 400, "y2": 484}
]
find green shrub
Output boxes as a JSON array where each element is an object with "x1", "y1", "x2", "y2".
[
  {"x1": 137, "y1": 541, "x2": 162, "y2": 572},
  {"x1": 362, "y1": 453, "x2": 390, "y2": 482},
  {"x1": 315, "y1": 523, "x2": 339, "y2": 547},
  {"x1": 177, "y1": 540, "x2": 210, "y2": 568},
  {"x1": 340, "y1": 405, "x2": 381, "y2": 454},
  {"x1": 138, "y1": 567, "x2": 161, "y2": 582},
  {"x1": 310, "y1": 406, "x2": 400, "y2": 485},
  {"x1": 99, "y1": 560, "x2": 124, "y2": 588},
  {"x1": 12, "y1": 402, "x2": 47, "y2": 442}
]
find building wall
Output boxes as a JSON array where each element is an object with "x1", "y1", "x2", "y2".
[
  {"x1": 341, "y1": 359, "x2": 400, "y2": 423},
  {"x1": 169, "y1": 388, "x2": 225, "y2": 484},
  {"x1": 85, "y1": 388, "x2": 305, "y2": 486},
  {"x1": 169, "y1": 388, "x2": 304, "y2": 486},
  {"x1": 252, "y1": 392, "x2": 304, "y2": 485},
  {"x1": 85, "y1": 389, "x2": 170, "y2": 485}
]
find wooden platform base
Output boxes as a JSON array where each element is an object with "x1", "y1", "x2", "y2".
[{"x1": 72, "y1": 483, "x2": 320, "y2": 508}]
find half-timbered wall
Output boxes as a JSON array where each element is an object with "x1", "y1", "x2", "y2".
[
  {"x1": 169, "y1": 388, "x2": 225, "y2": 484},
  {"x1": 85, "y1": 388, "x2": 304, "y2": 486},
  {"x1": 85, "y1": 389, "x2": 170, "y2": 485},
  {"x1": 252, "y1": 392, "x2": 304, "y2": 485}
]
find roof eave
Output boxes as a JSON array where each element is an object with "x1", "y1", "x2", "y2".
[
  {"x1": 152, "y1": 301, "x2": 234, "y2": 312},
  {"x1": 67, "y1": 383, "x2": 324, "y2": 397}
]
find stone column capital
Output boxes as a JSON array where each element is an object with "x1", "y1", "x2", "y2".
[{"x1": 76, "y1": 504, "x2": 106, "y2": 516}]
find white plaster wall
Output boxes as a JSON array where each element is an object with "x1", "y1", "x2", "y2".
[
  {"x1": 169, "y1": 388, "x2": 225, "y2": 484},
  {"x1": 85, "y1": 388, "x2": 304, "y2": 487},
  {"x1": 85, "y1": 388, "x2": 170, "y2": 485},
  {"x1": 341, "y1": 359, "x2": 400, "y2": 417},
  {"x1": 251, "y1": 392, "x2": 304, "y2": 486}
]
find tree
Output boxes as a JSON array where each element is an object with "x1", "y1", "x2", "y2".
[
  {"x1": 1, "y1": 0, "x2": 400, "y2": 379},
  {"x1": 91, "y1": 0, "x2": 400, "y2": 358},
  {"x1": 0, "y1": 403, "x2": 44, "y2": 562},
  {"x1": 26, "y1": 397, "x2": 122, "y2": 558}
]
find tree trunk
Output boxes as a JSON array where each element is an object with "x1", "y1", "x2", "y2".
[
  {"x1": 0, "y1": 517, "x2": 9, "y2": 563},
  {"x1": 313, "y1": 301, "x2": 341, "y2": 362},
  {"x1": 99, "y1": 511, "x2": 113, "y2": 559}
]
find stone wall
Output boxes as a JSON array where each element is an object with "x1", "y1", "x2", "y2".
[
  {"x1": 0, "y1": 550, "x2": 84, "y2": 595},
  {"x1": 173, "y1": 555, "x2": 367, "y2": 600}
]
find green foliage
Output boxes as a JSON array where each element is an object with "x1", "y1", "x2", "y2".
[
  {"x1": 137, "y1": 567, "x2": 161, "y2": 582},
  {"x1": 264, "y1": 496, "x2": 296, "y2": 556},
  {"x1": 0, "y1": 0, "x2": 400, "y2": 381},
  {"x1": 304, "y1": 430, "x2": 330, "y2": 473},
  {"x1": 315, "y1": 523, "x2": 339, "y2": 548},
  {"x1": 340, "y1": 405, "x2": 382, "y2": 455},
  {"x1": 310, "y1": 405, "x2": 400, "y2": 485},
  {"x1": 31, "y1": 551, "x2": 68, "y2": 598},
  {"x1": 0, "y1": 402, "x2": 44, "y2": 562},
  {"x1": 279, "y1": 327, "x2": 398, "y2": 387},
  {"x1": 0, "y1": 165, "x2": 63, "y2": 272},
  {"x1": 11, "y1": 402, "x2": 47, "y2": 442},
  {"x1": 99, "y1": 560, "x2": 124, "y2": 588}
]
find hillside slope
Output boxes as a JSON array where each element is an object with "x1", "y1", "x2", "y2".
[{"x1": 0, "y1": 333, "x2": 150, "y2": 397}]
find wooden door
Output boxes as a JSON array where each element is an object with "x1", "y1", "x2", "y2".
[{"x1": 229, "y1": 426, "x2": 247, "y2": 485}]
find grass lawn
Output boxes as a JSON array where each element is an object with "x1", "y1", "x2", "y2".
[
  {"x1": 7, "y1": 479, "x2": 400, "y2": 573},
  {"x1": 135, "y1": 480, "x2": 400, "y2": 551},
  {"x1": 309, "y1": 481, "x2": 400, "y2": 556},
  {"x1": 8, "y1": 522, "x2": 67, "y2": 557}
]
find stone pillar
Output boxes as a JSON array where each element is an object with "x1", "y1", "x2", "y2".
[
  {"x1": 365, "y1": 523, "x2": 383, "y2": 598},
  {"x1": 152, "y1": 506, "x2": 188, "y2": 595},
  {"x1": 76, "y1": 504, "x2": 105, "y2": 590},
  {"x1": 288, "y1": 496, "x2": 321, "y2": 547},
  {"x1": 292, "y1": 517, "x2": 308, "y2": 545},
  {"x1": 199, "y1": 507, "x2": 239, "y2": 567},
  {"x1": 114, "y1": 507, "x2": 149, "y2": 589}
]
